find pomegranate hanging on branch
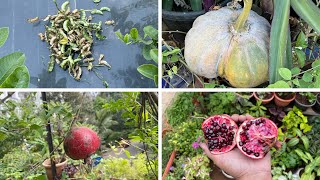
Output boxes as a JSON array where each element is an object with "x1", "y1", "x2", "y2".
[
  {"x1": 185, "y1": 0, "x2": 270, "y2": 87},
  {"x1": 63, "y1": 127, "x2": 101, "y2": 161}
]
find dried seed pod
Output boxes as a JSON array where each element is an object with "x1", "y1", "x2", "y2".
[
  {"x1": 105, "y1": 20, "x2": 115, "y2": 25},
  {"x1": 88, "y1": 62, "x2": 93, "y2": 71},
  {"x1": 84, "y1": 57, "x2": 94, "y2": 63},
  {"x1": 38, "y1": 33, "x2": 45, "y2": 41},
  {"x1": 100, "y1": 60, "x2": 111, "y2": 69},
  {"x1": 27, "y1": 17, "x2": 39, "y2": 23},
  {"x1": 43, "y1": 15, "x2": 51, "y2": 22},
  {"x1": 98, "y1": 54, "x2": 104, "y2": 63}
]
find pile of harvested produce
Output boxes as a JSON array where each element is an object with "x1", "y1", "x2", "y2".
[{"x1": 35, "y1": 1, "x2": 112, "y2": 81}]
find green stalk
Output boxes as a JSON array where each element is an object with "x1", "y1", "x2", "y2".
[
  {"x1": 234, "y1": 0, "x2": 253, "y2": 31},
  {"x1": 269, "y1": 0, "x2": 291, "y2": 83},
  {"x1": 291, "y1": 0, "x2": 320, "y2": 34}
]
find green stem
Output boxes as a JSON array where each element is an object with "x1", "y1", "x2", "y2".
[{"x1": 234, "y1": 0, "x2": 253, "y2": 31}]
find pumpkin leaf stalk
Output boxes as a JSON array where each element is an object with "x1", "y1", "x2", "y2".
[{"x1": 234, "y1": 0, "x2": 253, "y2": 31}]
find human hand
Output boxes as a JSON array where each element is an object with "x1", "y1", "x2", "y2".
[{"x1": 200, "y1": 114, "x2": 272, "y2": 180}]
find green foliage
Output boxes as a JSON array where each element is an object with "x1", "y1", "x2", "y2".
[
  {"x1": 278, "y1": 106, "x2": 312, "y2": 141},
  {"x1": 272, "y1": 148, "x2": 303, "y2": 169},
  {"x1": 166, "y1": 92, "x2": 196, "y2": 127},
  {"x1": 271, "y1": 165, "x2": 299, "y2": 180},
  {"x1": 165, "y1": 118, "x2": 203, "y2": 156},
  {"x1": 208, "y1": 92, "x2": 253, "y2": 115},
  {"x1": 116, "y1": 26, "x2": 158, "y2": 86},
  {"x1": 0, "y1": 27, "x2": 30, "y2": 88},
  {"x1": 298, "y1": 92, "x2": 317, "y2": 104},
  {"x1": 184, "y1": 154, "x2": 211, "y2": 179},
  {"x1": 0, "y1": 146, "x2": 44, "y2": 179},
  {"x1": 76, "y1": 154, "x2": 149, "y2": 179},
  {"x1": 247, "y1": 100, "x2": 267, "y2": 117},
  {"x1": 307, "y1": 117, "x2": 320, "y2": 157}
]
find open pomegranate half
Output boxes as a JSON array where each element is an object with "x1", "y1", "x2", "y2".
[
  {"x1": 202, "y1": 115, "x2": 238, "y2": 154},
  {"x1": 236, "y1": 118, "x2": 278, "y2": 159}
]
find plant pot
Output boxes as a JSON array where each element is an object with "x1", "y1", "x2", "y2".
[
  {"x1": 236, "y1": 92, "x2": 254, "y2": 100},
  {"x1": 312, "y1": 93, "x2": 320, "y2": 114},
  {"x1": 253, "y1": 92, "x2": 275, "y2": 104},
  {"x1": 274, "y1": 92, "x2": 296, "y2": 107},
  {"x1": 42, "y1": 158, "x2": 67, "y2": 180},
  {"x1": 162, "y1": 10, "x2": 205, "y2": 32},
  {"x1": 162, "y1": 0, "x2": 174, "y2": 11},
  {"x1": 190, "y1": 0, "x2": 203, "y2": 11},
  {"x1": 294, "y1": 93, "x2": 316, "y2": 111}
]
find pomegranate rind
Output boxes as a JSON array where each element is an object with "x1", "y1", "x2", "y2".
[
  {"x1": 202, "y1": 115, "x2": 238, "y2": 155},
  {"x1": 236, "y1": 118, "x2": 278, "y2": 159},
  {"x1": 64, "y1": 127, "x2": 101, "y2": 160}
]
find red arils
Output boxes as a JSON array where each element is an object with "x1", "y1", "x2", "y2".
[
  {"x1": 202, "y1": 115, "x2": 238, "y2": 155},
  {"x1": 236, "y1": 118, "x2": 278, "y2": 159},
  {"x1": 64, "y1": 127, "x2": 101, "y2": 160}
]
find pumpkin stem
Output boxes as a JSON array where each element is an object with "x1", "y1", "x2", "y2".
[{"x1": 234, "y1": 0, "x2": 253, "y2": 31}]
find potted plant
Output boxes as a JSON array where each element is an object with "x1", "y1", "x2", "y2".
[
  {"x1": 236, "y1": 92, "x2": 254, "y2": 100},
  {"x1": 162, "y1": 0, "x2": 215, "y2": 32},
  {"x1": 42, "y1": 157, "x2": 68, "y2": 180},
  {"x1": 253, "y1": 92, "x2": 275, "y2": 104},
  {"x1": 294, "y1": 92, "x2": 317, "y2": 111},
  {"x1": 274, "y1": 92, "x2": 296, "y2": 107},
  {"x1": 311, "y1": 93, "x2": 320, "y2": 114}
]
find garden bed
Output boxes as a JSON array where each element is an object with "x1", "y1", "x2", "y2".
[{"x1": 162, "y1": 92, "x2": 320, "y2": 179}]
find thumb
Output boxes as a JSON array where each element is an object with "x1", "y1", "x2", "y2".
[{"x1": 199, "y1": 142, "x2": 212, "y2": 157}]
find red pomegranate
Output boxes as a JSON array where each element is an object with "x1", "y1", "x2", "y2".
[
  {"x1": 236, "y1": 118, "x2": 278, "y2": 159},
  {"x1": 64, "y1": 127, "x2": 101, "y2": 160},
  {"x1": 202, "y1": 115, "x2": 238, "y2": 155}
]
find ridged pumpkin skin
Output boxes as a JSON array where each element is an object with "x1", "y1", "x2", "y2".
[{"x1": 185, "y1": 7, "x2": 270, "y2": 87}]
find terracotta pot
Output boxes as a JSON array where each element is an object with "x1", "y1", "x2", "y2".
[
  {"x1": 42, "y1": 158, "x2": 67, "y2": 180},
  {"x1": 274, "y1": 92, "x2": 296, "y2": 107},
  {"x1": 312, "y1": 93, "x2": 320, "y2": 114},
  {"x1": 253, "y1": 92, "x2": 275, "y2": 104}
]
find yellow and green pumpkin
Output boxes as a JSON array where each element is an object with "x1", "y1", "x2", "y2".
[{"x1": 185, "y1": 0, "x2": 270, "y2": 87}]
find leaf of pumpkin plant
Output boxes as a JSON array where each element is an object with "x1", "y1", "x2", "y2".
[
  {"x1": 137, "y1": 64, "x2": 158, "y2": 80},
  {"x1": 291, "y1": 67, "x2": 301, "y2": 76},
  {"x1": 302, "y1": 72, "x2": 313, "y2": 83},
  {"x1": 269, "y1": 0, "x2": 291, "y2": 83},
  {"x1": 312, "y1": 59, "x2": 320, "y2": 71},
  {"x1": 291, "y1": 0, "x2": 320, "y2": 34},
  {"x1": 0, "y1": 27, "x2": 9, "y2": 48},
  {"x1": 267, "y1": 80, "x2": 291, "y2": 88},
  {"x1": 295, "y1": 31, "x2": 308, "y2": 48},
  {"x1": 0, "y1": 53, "x2": 30, "y2": 87},
  {"x1": 154, "y1": 75, "x2": 158, "y2": 87}
]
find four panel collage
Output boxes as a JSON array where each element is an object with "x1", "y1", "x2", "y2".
[{"x1": 0, "y1": 0, "x2": 320, "y2": 179}]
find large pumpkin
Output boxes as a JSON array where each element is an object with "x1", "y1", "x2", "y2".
[{"x1": 185, "y1": 0, "x2": 270, "y2": 87}]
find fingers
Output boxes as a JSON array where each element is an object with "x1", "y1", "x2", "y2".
[
  {"x1": 231, "y1": 114, "x2": 255, "y2": 123},
  {"x1": 199, "y1": 142, "x2": 215, "y2": 160}
]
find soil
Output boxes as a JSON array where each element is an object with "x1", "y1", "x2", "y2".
[
  {"x1": 296, "y1": 94, "x2": 313, "y2": 105},
  {"x1": 276, "y1": 92, "x2": 294, "y2": 100},
  {"x1": 257, "y1": 92, "x2": 273, "y2": 100}
]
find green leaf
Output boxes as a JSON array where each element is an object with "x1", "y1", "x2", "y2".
[
  {"x1": 312, "y1": 59, "x2": 320, "y2": 70},
  {"x1": 291, "y1": 0, "x2": 320, "y2": 34},
  {"x1": 142, "y1": 45, "x2": 152, "y2": 60},
  {"x1": 292, "y1": 78, "x2": 300, "y2": 87},
  {"x1": 115, "y1": 31, "x2": 124, "y2": 41},
  {"x1": 296, "y1": 31, "x2": 308, "y2": 48},
  {"x1": 143, "y1": 26, "x2": 158, "y2": 40},
  {"x1": 137, "y1": 64, "x2": 158, "y2": 80},
  {"x1": 295, "y1": 49, "x2": 306, "y2": 68},
  {"x1": 279, "y1": 68, "x2": 292, "y2": 80},
  {"x1": 0, "y1": 132, "x2": 8, "y2": 141},
  {"x1": 130, "y1": 28, "x2": 139, "y2": 40},
  {"x1": 269, "y1": 0, "x2": 291, "y2": 83},
  {"x1": 267, "y1": 80, "x2": 291, "y2": 88},
  {"x1": 93, "y1": 0, "x2": 101, "y2": 3},
  {"x1": 0, "y1": 52, "x2": 30, "y2": 88},
  {"x1": 291, "y1": 67, "x2": 301, "y2": 75},
  {"x1": 91, "y1": 9, "x2": 104, "y2": 15},
  {"x1": 124, "y1": 150, "x2": 131, "y2": 158},
  {"x1": 100, "y1": 7, "x2": 110, "y2": 11},
  {"x1": 302, "y1": 72, "x2": 313, "y2": 82},
  {"x1": 150, "y1": 49, "x2": 158, "y2": 63},
  {"x1": 0, "y1": 27, "x2": 9, "y2": 48},
  {"x1": 162, "y1": 49, "x2": 180, "y2": 56},
  {"x1": 59, "y1": 37, "x2": 68, "y2": 45},
  {"x1": 154, "y1": 75, "x2": 158, "y2": 87},
  {"x1": 172, "y1": 66, "x2": 178, "y2": 74},
  {"x1": 123, "y1": 34, "x2": 130, "y2": 44}
]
